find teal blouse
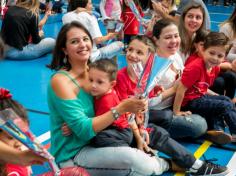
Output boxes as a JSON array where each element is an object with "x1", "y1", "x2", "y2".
[{"x1": 47, "y1": 71, "x2": 96, "y2": 163}]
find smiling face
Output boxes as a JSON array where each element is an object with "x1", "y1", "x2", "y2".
[
  {"x1": 202, "y1": 46, "x2": 226, "y2": 69},
  {"x1": 89, "y1": 68, "x2": 115, "y2": 97},
  {"x1": 155, "y1": 24, "x2": 180, "y2": 57},
  {"x1": 184, "y1": 7, "x2": 204, "y2": 36},
  {"x1": 63, "y1": 27, "x2": 92, "y2": 63},
  {"x1": 126, "y1": 39, "x2": 151, "y2": 66}
]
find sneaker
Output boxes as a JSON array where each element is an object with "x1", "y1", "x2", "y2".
[
  {"x1": 190, "y1": 162, "x2": 229, "y2": 176},
  {"x1": 205, "y1": 130, "x2": 232, "y2": 145}
]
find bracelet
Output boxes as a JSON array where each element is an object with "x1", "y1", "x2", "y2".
[{"x1": 110, "y1": 107, "x2": 120, "y2": 120}]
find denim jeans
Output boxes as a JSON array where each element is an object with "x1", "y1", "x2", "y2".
[
  {"x1": 183, "y1": 95, "x2": 236, "y2": 134},
  {"x1": 149, "y1": 109, "x2": 207, "y2": 139},
  {"x1": 148, "y1": 123, "x2": 196, "y2": 169},
  {"x1": 5, "y1": 38, "x2": 55, "y2": 60},
  {"x1": 59, "y1": 146, "x2": 169, "y2": 176},
  {"x1": 91, "y1": 41, "x2": 124, "y2": 62}
]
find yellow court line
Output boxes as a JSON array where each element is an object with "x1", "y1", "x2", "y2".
[{"x1": 175, "y1": 141, "x2": 213, "y2": 176}]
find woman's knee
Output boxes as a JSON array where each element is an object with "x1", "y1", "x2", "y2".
[{"x1": 190, "y1": 114, "x2": 208, "y2": 138}]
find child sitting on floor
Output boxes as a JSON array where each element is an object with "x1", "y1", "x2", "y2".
[
  {"x1": 0, "y1": 88, "x2": 33, "y2": 176},
  {"x1": 173, "y1": 31, "x2": 236, "y2": 143}
]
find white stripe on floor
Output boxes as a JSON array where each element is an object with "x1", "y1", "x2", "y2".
[
  {"x1": 36, "y1": 131, "x2": 51, "y2": 143},
  {"x1": 226, "y1": 152, "x2": 236, "y2": 176}
]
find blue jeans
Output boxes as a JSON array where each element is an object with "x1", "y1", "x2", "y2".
[
  {"x1": 149, "y1": 109, "x2": 207, "y2": 139},
  {"x1": 91, "y1": 41, "x2": 124, "y2": 62},
  {"x1": 148, "y1": 124, "x2": 196, "y2": 169},
  {"x1": 5, "y1": 38, "x2": 55, "y2": 60},
  {"x1": 59, "y1": 146, "x2": 169, "y2": 176},
  {"x1": 183, "y1": 95, "x2": 236, "y2": 134}
]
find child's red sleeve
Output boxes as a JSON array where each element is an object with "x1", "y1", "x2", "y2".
[{"x1": 181, "y1": 65, "x2": 201, "y2": 88}]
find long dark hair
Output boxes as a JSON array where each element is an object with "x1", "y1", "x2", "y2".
[
  {"x1": 68, "y1": 0, "x2": 88, "y2": 11},
  {"x1": 48, "y1": 21, "x2": 93, "y2": 71}
]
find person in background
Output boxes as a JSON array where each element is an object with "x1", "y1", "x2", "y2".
[
  {"x1": 121, "y1": 0, "x2": 143, "y2": 46},
  {"x1": 178, "y1": 2, "x2": 206, "y2": 62},
  {"x1": 99, "y1": 0, "x2": 123, "y2": 33},
  {"x1": 176, "y1": 0, "x2": 210, "y2": 30},
  {"x1": 1, "y1": 0, "x2": 55, "y2": 60}
]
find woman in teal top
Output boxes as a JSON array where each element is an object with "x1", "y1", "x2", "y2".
[{"x1": 47, "y1": 21, "x2": 169, "y2": 176}]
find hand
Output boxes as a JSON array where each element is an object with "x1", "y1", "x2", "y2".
[
  {"x1": 135, "y1": 113, "x2": 144, "y2": 125},
  {"x1": 61, "y1": 123, "x2": 72, "y2": 136},
  {"x1": 231, "y1": 60, "x2": 236, "y2": 72},
  {"x1": 107, "y1": 32, "x2": 117, "y2": 40},
  {"x1": 39, "y1": 30, "x2": 44, "y2": 38},
  {"x1": 119, "y1": 97, "x2": 148, "y2": 114},
  {"x1": 152, "y1": 1, "x2": 165, "y2": 16},
  {"x1": 136, "y1": 138, "x2": 150, "y2": 152},
  {"x1": 18, "y1": 150, "x2": 48, "y2": 166},
  {"x1": 174, "y1": 111, "x2": 192, "y2": 116}
]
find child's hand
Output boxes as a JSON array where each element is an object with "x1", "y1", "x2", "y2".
[
  {"x1": 135, "y1": 113, "x2": 144, "y2": 125},
  {"x1": 174, "y1": 110, "x2": 192, "y2": 116},
  {"x1": 231, "y1": 60, "x2": 236, "y2": 72},
  {"x1": 19, "y1": 150, "x2": 48, "y2": 165},
  {"x1": 136, "y1": 137, "x2": 150, "y2": 152},
  {"x1": 61, "y1": 123, "x2": 72, "y2": 136}
]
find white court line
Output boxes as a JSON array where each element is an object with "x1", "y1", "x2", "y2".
[
  {"x1": 226, "y1": 152, "x2": 236, "y2": 176},
  {"x1": 36, "y1": 131, "x2": 51, "y2": 143}
]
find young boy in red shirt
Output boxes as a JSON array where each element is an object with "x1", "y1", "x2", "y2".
[{"x1": 173, "y1": 31, "x2": 236, "y2": 143}]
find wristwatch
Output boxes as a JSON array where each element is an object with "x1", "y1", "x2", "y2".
[{"x1": 110, "y1": 107, "x2": 120, "y2": 120}]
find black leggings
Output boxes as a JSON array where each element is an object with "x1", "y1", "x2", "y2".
[{"x1": 210, "y1": 70, "x2": 236, "y2": 99}]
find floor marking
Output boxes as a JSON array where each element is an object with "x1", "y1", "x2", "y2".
[
  {"x1": 36, "y1": 131, "x2": 51, "y2": 143},
  {"x1": 175, "y1": 141, "x2": 212, "y2": 176},
  {"x1": 226, "y1": 152, "x2": 236, "y2": 176}
]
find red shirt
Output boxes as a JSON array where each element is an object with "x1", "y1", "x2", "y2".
[
  {"x1": 115, "y1": 67, "x2": 159, "y2": 100},
  {"x1": 181, "y1": 58, "x2": 220, "y2": 106},
  {"x1": 185, "y1": 53, "x2": 200, "y2": 66},
  {"x1": 94, "y1": 89, "x2": 129, "y2": 129},
  {"x1": 6, "y1": 164, "x2": 29, "y2": 176},
  {"x1": 120, "y1": 6, "x2": 143, "y2": 35}
]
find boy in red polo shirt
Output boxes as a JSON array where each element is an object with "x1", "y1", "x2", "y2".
[{"x1": 173, "y1": 32, "x2": 236, "y2": 143}]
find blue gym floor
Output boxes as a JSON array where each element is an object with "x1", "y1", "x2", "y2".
[{"x1": 0, "y1": 1, "x2": 236, "y2": 175}]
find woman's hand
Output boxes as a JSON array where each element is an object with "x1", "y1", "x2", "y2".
[
  {"x1": 118, "y1": 97, "x2": 148, "y2": 115},
  {"x1": 61, "y1": 123, "x2": 72, "y2": 136}
]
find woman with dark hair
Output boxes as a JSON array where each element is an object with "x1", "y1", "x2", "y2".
[
  {"x1": 1, "y1": 0, "x2": 55, "y2": 60},
  {"x1": 47, "y1": 21, "x2": 172, "y2": 176},
  {"x1": 62, "y1": 0, "x2": 123, "y2": 62}
]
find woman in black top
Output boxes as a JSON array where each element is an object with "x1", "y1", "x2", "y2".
[{"x1": 1, "y1": 0, "x2": 55, "y2": 60}]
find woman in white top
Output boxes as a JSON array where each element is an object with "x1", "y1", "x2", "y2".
[{"x1": 149, "y1": 19, "x2": 208, "y2": 139}]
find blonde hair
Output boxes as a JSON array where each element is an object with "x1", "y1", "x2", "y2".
[
  {"x1": 178, "y1": 3, "x2": 205, "y2": 56},
  {"x1": 16, "y1": 0, "x2": 40, "y2": 16}
]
